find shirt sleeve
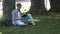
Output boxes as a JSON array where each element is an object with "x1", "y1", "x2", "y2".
[{"x1": 12, "y1": 10, "x2": 18, "y2": 19}]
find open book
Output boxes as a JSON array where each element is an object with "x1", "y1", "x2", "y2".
[{"x1": 21, "y1": 12, "x2": 28, "y2": 17}]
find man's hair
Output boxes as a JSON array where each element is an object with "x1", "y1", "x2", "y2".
[{"x1": 17, "y1": 3, "x2": 22, "y2": 7}]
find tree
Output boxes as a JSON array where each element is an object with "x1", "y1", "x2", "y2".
[
  {"x1": 50, "y1": 0, "x2": 60, "y2": 12},
  {"x1": 2, "y1": 0, "x2": 15, "y2": 26},
  {"x1": 29, "y1": 0, "x2": 49, "y2": 15},
  {"x1": 29, "y1": 0, "x2": 60, "y2": 15}
]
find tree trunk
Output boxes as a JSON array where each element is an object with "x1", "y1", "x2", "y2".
[
  {"x1": 50, "y1": 0, "x2": 60, "y2": 12},
  {"x1": 29, "y1": 0, "x2": 47, "y2": 15},
  {"x1": 30, "y1": 0, "x2": 60, "y2": 15},
  {"x1": 2, "y1": 0, "x2": 15, "y2": 26}
]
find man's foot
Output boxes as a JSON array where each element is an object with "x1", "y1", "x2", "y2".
[
  {"x1": 26, "y1": 22, "x2": 36, "y2": 26},
  {"x1": 32, "y1": 23, "x2": 36, "y2": 26}
]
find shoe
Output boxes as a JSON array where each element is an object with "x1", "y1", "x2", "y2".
[{"x1": 32, "y1": 23, "x2": 36, "y2": 26}]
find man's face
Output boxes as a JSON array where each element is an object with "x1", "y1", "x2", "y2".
[{"x1": 17, "y1": 6, "x2": 22, "y2": 10}]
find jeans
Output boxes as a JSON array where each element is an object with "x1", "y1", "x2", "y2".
[
  {"x1": 12, "y1": 14, "x2": 35, "y2": 25},
  {"x1": 21, "y1": 14, "x2": 35, "y2": 25}
]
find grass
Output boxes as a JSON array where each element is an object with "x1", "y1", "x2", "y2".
[{"x1": 0, "y1": 14, "x2": 60, "y2": 34}]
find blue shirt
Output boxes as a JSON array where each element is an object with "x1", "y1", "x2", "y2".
[{"x1": 12, "y1": 9, "x2": 25, "y2": 25}]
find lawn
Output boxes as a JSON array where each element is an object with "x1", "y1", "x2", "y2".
[{"x1": 0, "y1": 14, "x2": 60, "y2": 34}]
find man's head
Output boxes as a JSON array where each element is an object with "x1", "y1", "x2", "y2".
[{"x1": 17, "y1": 3, "x2": 22, "y2": 10}]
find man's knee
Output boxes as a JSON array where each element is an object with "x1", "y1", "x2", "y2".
[{"x1": 27, "y1": 14, "x2": 31, "y2": 16}]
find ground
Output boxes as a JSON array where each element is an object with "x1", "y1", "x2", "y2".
[{"x1": 0, "y1": 14, "x2": 60, "y2": 34}]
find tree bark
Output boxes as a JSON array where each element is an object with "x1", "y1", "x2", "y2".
[
  {"x1": 2, "y1": 0, "x2": 15, "y2": 26},
  {"x1": 50, "y1": 0, "x2": 60, "y2": 12},
  {"x1": 29, "y1": 0, "x2": 47, "y2": 15},
  {"x1": 30, "y1": 0, "x2": 60, "y2": 15}
]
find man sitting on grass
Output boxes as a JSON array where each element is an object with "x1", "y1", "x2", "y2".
[{"x1": 12, "y1": 3, "x2": 35, "y2": 26}]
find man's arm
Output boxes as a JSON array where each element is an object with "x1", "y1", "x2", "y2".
[
  {"x1": 21, "y1": 12, "x2": 27, "y2": 17},
  {"x1": 12, "y1": 10, "x2": 23, "y2": 21},
  {"x1": 14, "y1": 17, "x2": 23, "y2": 20}
]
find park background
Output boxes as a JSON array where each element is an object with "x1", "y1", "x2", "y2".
[{"x1": 0, "y1": 0, "x2": 60, "y2": 34}]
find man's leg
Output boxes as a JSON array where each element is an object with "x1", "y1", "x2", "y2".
[
  {"x1": 21, "y1": 14, "x2": 35, "y2": 25},
  {"x1": 16, "y1": 21, "x2": 27, "y2": 26}
]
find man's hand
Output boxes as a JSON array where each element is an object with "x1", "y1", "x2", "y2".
[
  {"x1": 14, "y1": 18, "x2": 23, "y2": 21},
  {"x1": 21, "y1": 14, "x2": 27, "y2": 17},
  {"x1": 21, "y1": 12, "x2": 27, "y2": 17}
]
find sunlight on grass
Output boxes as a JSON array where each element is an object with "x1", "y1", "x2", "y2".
[
  {"x1": 33, "y1": 16, "x2": 40, "y2": 21},
  {"x1": 56, "y1": 15, "x2": 60, "y2": 16},
  {"x1": 0, "y1": 11, "x2": 3, "y2": 20},
  {"x1": 47, "y1": 16, "x2": 60, "y2": 19},
  {"x1": 48, "y1": 17, "x2": 51, "y2": 18},
  {"x1": 0, "y1": 13, "x2": 3, "y2": 20},
  {"x1": 34, "y1": 17, "x2": 39, "y2": 19},
  {"x1": 34, "y1": 19, "x2": 40, "y2": 21},
  {"x1": 27, "y1": 19, "x2": 40, "y2": 22},
  {"x1": 54, "y1": 17, "x2": 59, "y2": 19},
  {"x1": 0, "y1": 32, "x2": 2, "y2": 34}
]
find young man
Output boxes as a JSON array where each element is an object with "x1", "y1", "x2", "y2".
[{"x1": 12, "y1": 3, "x2": 35, "y2": 26}]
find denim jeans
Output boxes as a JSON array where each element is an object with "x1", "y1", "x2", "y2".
[
  {"x1": 21, "y1": 14, "x2": 35, "y2": 25},
  {"x1": 12, "y1": 14, "x2": 35, "y2": 25}
]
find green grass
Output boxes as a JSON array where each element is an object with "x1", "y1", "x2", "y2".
[{"x1": 0, "y1": 14, "x2": 60, "y2": 34}]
